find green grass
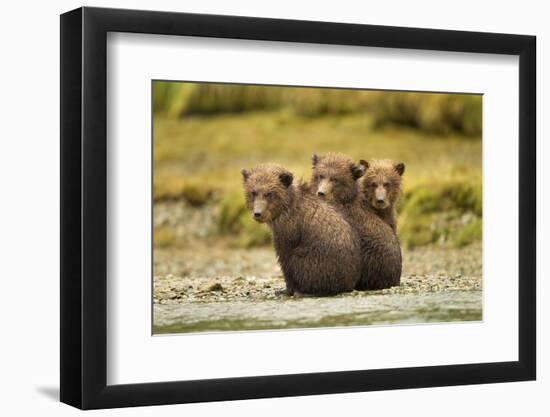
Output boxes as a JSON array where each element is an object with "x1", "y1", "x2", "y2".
[
  {"x1": 153, "y1": 175, "x2": 215, "y2": 205},
  {"x1": 154, "y1": 111, "x2": 480, "y2": 182},
  {"x1": 397, "y1": 176, "x2": 482, "y2": 248},
  {"x1": 373, "y1": 92, "x2": 482, "y2": 136},
  {"x1": 153, "y1": 110, "x2": 482, "y2": 249},
  {"x1": 452, "y1": 218, "x2": 482, "y2": 248},
  {"x1": 153, "y1": 82, "x2": 482, "y2": 136}
]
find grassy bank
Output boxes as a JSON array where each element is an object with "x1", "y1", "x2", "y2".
[
  {"x1": 153, "y1": 111, "x2": 481, "y2": 249},
  {"x1": 154, "y1": 82, "x2": 482, "y2": 136}
]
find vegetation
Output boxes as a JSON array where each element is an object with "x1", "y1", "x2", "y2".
[
  {"x1": 154, "y1": 81, "x2": 482, "y2": 136},
  {"x1": 398, "y1": 177, "x2": 482, "y2": 248},
  {"x1": 372, "y1": 92, "x2": 482, "y2": 136},
  {"x1": 153, "y1": 82, "x2": 482, "y2": 250}
]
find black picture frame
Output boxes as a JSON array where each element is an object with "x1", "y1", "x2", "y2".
[{"x1": 60, "y1": 6, "x2": 536, "y2": 410}]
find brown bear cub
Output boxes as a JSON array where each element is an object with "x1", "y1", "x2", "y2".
[
  {"x1": 358, "y1": 159, "x2": 405, "y2": 232},
  {"x1": 310, "y1": 153, "x2": 402, "y2": 290},
  {"x1": 241, "y1": 163, "x2": 361, "y2": 296}
]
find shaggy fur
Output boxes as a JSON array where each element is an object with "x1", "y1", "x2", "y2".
[
  {"x1": 241, "y1": 163, "x2": 361, "y2": 296},
  {"x1": 310, "y1": 153, "x2": 364, "y2": 204},
  {"x1": 358, "y1": 159, "x2": 405, "y2": 232},
  {"x1": 311, "y1": 153, "x2": 402, "y2": 290}
]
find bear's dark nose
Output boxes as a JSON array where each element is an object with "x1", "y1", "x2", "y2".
[
  {"x1": 377, "y1": 198, "x2": 384, "y2": 203},
  {"x1": 317, "y1": 191, "x2": 325, "y2": 197},
  {"x1": 254, "y1": 212, "x2": 262, "y2": 218}
]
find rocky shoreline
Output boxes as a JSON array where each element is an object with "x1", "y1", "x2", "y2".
[{"x1": 153, "y1": 243, "x2": 482, "y2": 333}]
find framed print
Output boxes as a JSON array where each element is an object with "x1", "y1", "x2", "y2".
[{"x1": 60, "y1": 6, "x2": 536, "y2": 410}]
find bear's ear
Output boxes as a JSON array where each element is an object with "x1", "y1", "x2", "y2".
[
  {"x1": 358, "y1": 159, "x2": 370, "y2": 170},
  {"x1": 351, "y1": 163, "x2": 365, "y2": 180},
  {"x1": 394, "y1": 162, "x2": 405, "y2": 176},
  {"x1": 241, "y1": 169, "x2": 250, "y2": 181},
  {"x1": 311, "y1": 154, "x2": 320, "y2": 166},
  {"x1": 279, "y1": 171, "x2": 294, "y2": 188}
]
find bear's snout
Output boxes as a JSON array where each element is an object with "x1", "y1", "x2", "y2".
[
  {"x1": 316, "y1": 179, "x2": 332, "y2": 198},
  {"x1": 252, "y1": 209, "x2": 265, "y2": 222},
  {"x1": 252, "y1": 198, "x2": 269, "y2": 222},
  {"x1": 375, "y1": 197, "x2": 387, "y2": 207}
]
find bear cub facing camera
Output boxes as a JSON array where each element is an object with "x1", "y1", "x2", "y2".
[
  {"x1": 358, "y1": 159, "x2": 405, "y2": 232},
  {"x1": 310, "y1": 153, "x2": 402, "y2": 290},
  {"x1": 241, "y1": 163, "x2": 361, "y2": 296}
]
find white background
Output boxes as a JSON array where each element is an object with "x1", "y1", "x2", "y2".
[
  {"x1": 108, "y1": 34, "x2": 519, "y2": 384},
  {"x1": 0, "y1": 0, "x2": 546, "y2": 415}
]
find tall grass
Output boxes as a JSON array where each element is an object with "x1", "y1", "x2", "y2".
[
  {"x1": 397, "y1": 177, "x2": 482, "y2": 248},
  {"x1": 183, "y1": 84, "x2": 283, "y2": 115},
  {"x1": 372, "y1": 92, "x2": 482, "y2": 136},
  {"x1": 153, "y1": 81, "x2": 482, "y2": 136}
]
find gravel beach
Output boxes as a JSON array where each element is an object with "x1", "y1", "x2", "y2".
[{"x1": 153, "y1": 243, "x2": 482, "y2": 334}]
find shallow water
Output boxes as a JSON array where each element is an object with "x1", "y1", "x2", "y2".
[
  {"x1": 153, "y1": 289, "x2": 482, "y2": 334},
  {"x1": 153, "y1": 244, "x2": 482, "y2": 334}
]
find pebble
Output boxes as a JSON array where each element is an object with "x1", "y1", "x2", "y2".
[{"x1": 153, "y1": 236, "x2": 481, "y2": 305}]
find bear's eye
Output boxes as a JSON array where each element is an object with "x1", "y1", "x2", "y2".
[
  {"x1": 383, "y1": 182, "x2": 390, "y2": 187},
  {"x1": 318, "y1": 175, "x2": 325, "y2": 180},
  {"x1": 371, "y1": 182, "x2": 377, "y2": 188},
  {"x1": 264, "y1": 192, "x2": 272, "y2": 198},
  {"x1": 251, "y1": 191, "x2": 257, "y2": 198}
]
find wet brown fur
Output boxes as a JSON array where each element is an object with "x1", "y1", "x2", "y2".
[
  {"x1": 358, "y1": 159, "x2": 405, "y2": 232},
  {"x1": 241, "y1": 163, "x2": 361, "y2": 296},
  {"x1": 311, "y1": 153, "x2": 402, "y2": 290}
]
